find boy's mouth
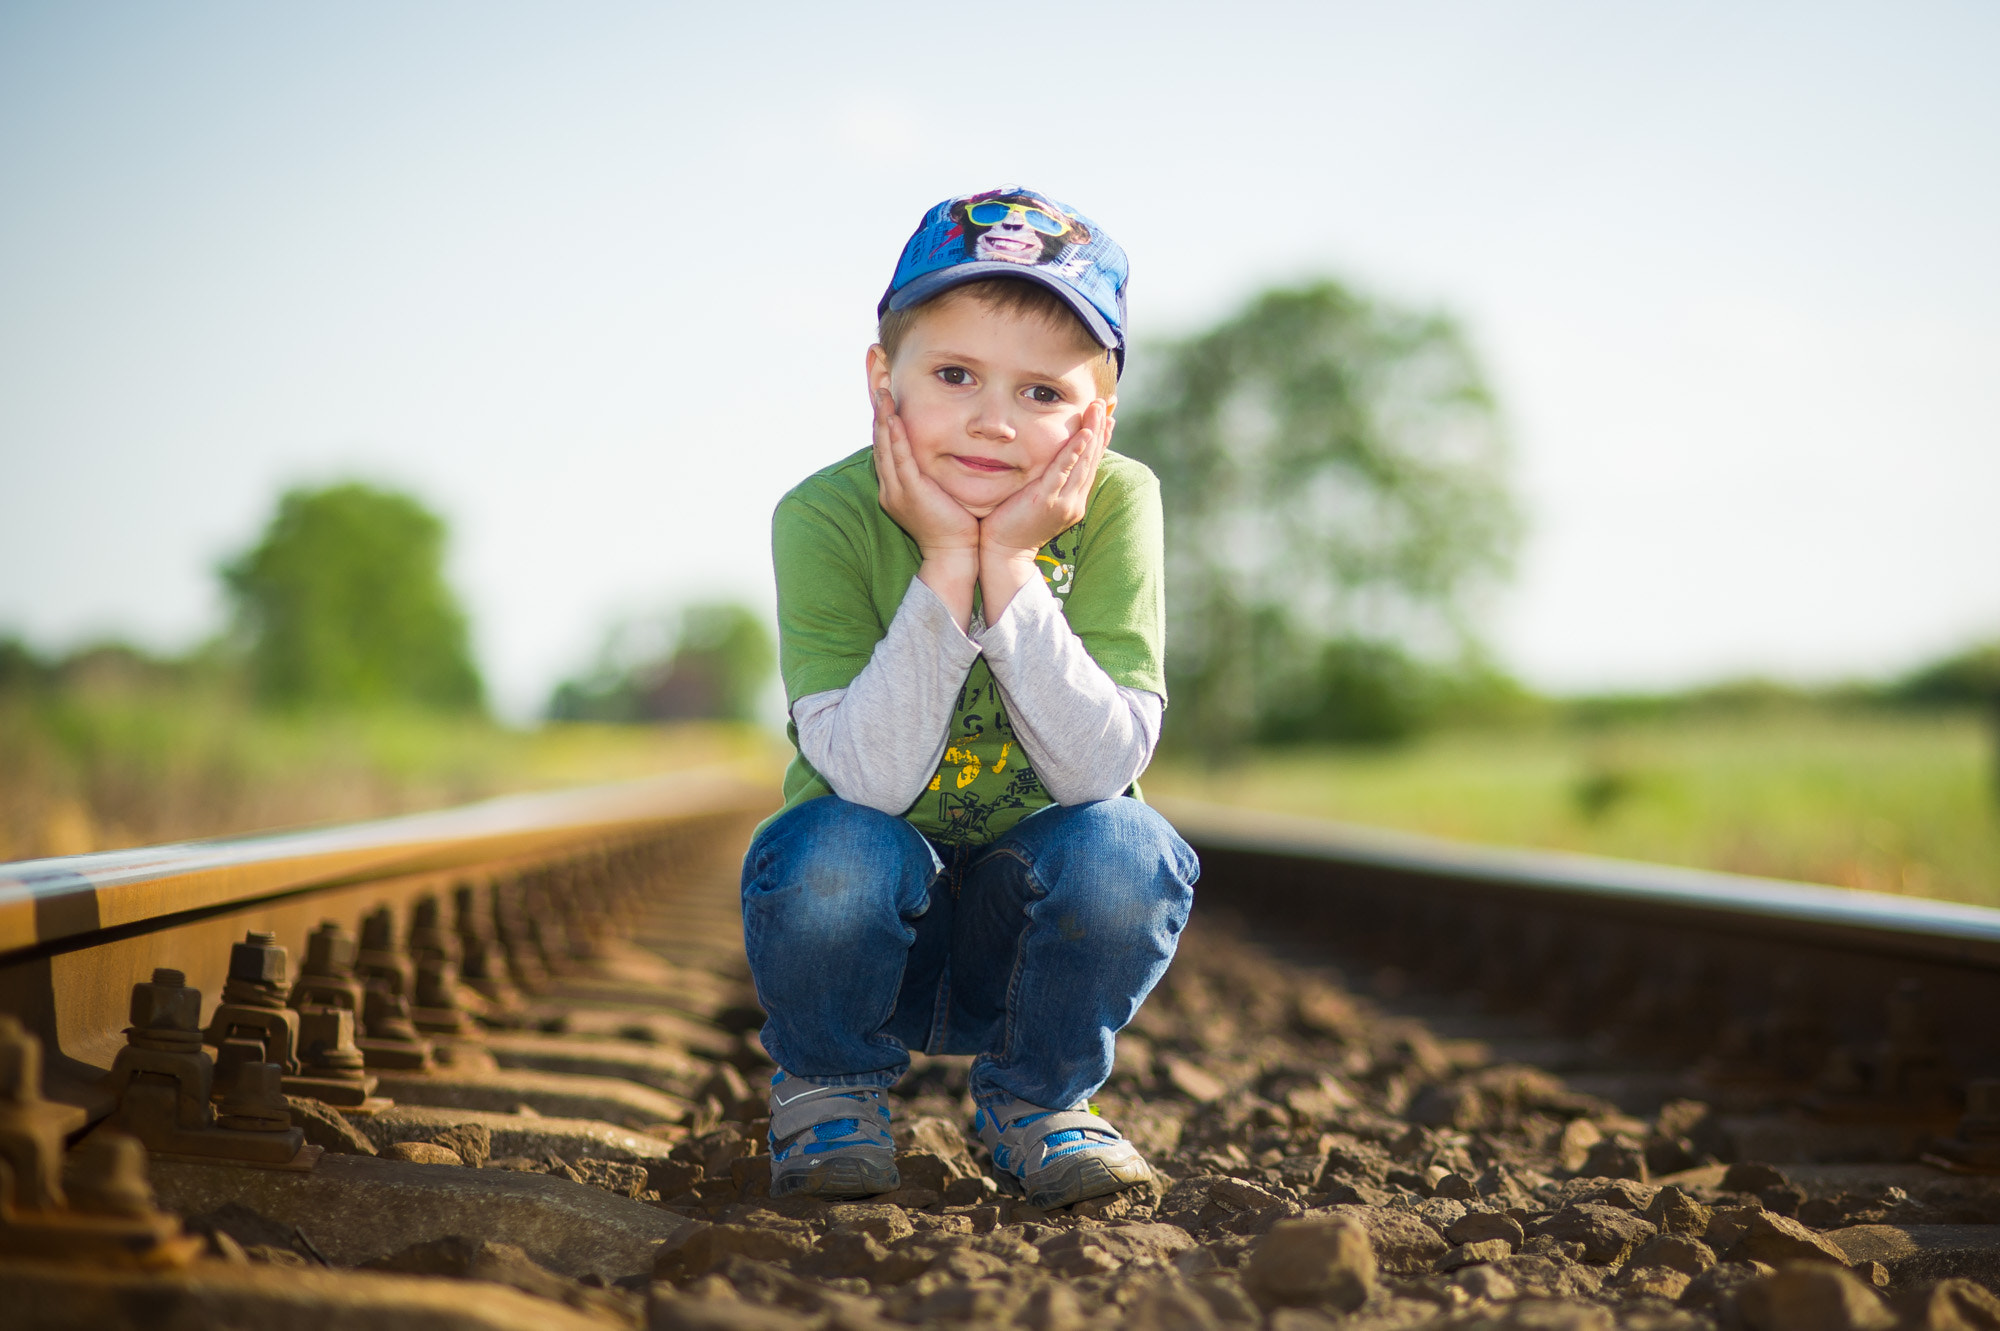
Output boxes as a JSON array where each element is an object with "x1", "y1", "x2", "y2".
[{"x1": 951, "y1": 454, "x2": 1014, "y2": 474}]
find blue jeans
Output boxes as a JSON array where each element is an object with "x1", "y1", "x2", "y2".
[{"x1": 741, "y1": 795, "x2": 1199, "y2": 1112}]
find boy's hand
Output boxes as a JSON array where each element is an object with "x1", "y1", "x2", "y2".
[
  {"x1": 978, "y1": 399, "x2": 1111, "y2": 621},
  {"x1": 874, "y1": 387, "x2": 980, "y2": 628}
]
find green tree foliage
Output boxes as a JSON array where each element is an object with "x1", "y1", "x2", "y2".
[
  {"x1": 1117, "y1": 281, "x2": 1520, "y2": 753},
  {"x1": 221, "y1": 483, "x2": 484, "y2": 712},
  {"x1": 549, "y1": 602, "x2": 774, "y2": 725},
  {"x1": 1889, "y1": 642, "x2": 2000, "y2": 708}
]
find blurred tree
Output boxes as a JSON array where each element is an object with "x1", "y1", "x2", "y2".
[
  {"x1": 548, "y1": 602, "x2": 773, "y2": 725},
  {"x1": 1889, "y1": 641, "x2": 2000, "y2": 708},
  {"x1": 221, "y1": 483, "x2": 484, "y2": 712},
  {"x1": 1118, "y1": 281, "x2": 1520, "y2": 754},
  {"x1": 1888, "y1": 640, "x2": 2000, "y2": 804}
]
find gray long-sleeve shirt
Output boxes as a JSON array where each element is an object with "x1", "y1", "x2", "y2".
[{"x1": 793, "y1": 574, "x2": 1162, "y2": 817}]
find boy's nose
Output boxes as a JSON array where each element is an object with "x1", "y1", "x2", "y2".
[{"x1": 968, "y1": 395, "x2": 1016, "y2": 440}]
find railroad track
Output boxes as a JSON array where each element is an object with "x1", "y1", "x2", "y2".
[{"x1": 3, "y1": 777, "x2": 1998, "y2": 1330}]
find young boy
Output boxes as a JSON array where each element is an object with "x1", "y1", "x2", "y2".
[{"x1": 744, "y1": 187, "x2": 1199, "y2": 1209}]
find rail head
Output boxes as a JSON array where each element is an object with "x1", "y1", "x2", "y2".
[
  {"x1": 1157, "y1": 796, "x2": 2000, "y2": 970},
  {"x1": 0, "y1": 768, "x2": 777, "y2": 961}
]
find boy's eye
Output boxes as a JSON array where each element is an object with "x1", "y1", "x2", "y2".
[
  {"x1": 1027, "y1": 385, "x2": 1062, "y2": 404},
  {"x1": 937, "y1": 366, "x2": 971, "y2": 385}
]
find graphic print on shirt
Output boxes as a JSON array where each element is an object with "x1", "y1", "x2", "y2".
[{"x1": 919, "y1": 522, "x2": 1080, "y2": 845}]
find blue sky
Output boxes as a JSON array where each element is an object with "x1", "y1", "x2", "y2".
[{"x1": 3, "y1": 2, "x2": 1995, "y2": 718}]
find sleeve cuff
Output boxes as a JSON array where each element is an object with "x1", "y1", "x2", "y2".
[
  {"x1": 902, "y1": 575, "x2": 983, "y2": 669},
  {"x1": 969, "y1": 573, "x2": 1057, "y2": 664}
]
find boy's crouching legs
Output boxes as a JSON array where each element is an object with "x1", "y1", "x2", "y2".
[
  {"x1": 741, "y1": 796, "x2": 940, "y2": 1196},
  {"x1": 962, "y1": 798, "x2": 1199, "y2": 1207}
]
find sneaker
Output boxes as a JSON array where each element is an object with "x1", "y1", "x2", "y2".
[
  {"x1": 766, "y1": 1070, "x2": 899, "y2": 1198},
  {"x1": 973, "y1": 1096, "x2": 1153, "y2": 1210}
]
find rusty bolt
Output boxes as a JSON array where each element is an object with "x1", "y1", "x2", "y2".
[
  {"x1": 129, "y1": 971, "x2": 201, "y2": 1032},
  {"x1": 363, "y1": 985, "x2": 421, "y2": 1043},
  {"x1": 66, "y1": 1130, "x2": 158, "y2": 1217},
  {"x1": 227, "y1": 931, "x2": 289, "y2": 986},
  {"x1": 360, "y1": 906, "x2": 397, "y2": 954},
  {"x1": 302, "y1": 921, "x2": 358, "y2": 977},
  {"x1": 296, "y1": 1008, "x2": 368, "y2": 1074},
  {"x1": 216, "y1": 1061, "x2": 293, "y2": 1132},
  {"x1": 415, "y1": 955, "x2": 459, "y2": 1009}
]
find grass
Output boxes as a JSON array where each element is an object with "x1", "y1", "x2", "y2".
[
  {"x1": 0, "y1": 681, "x2": 784, "y2": 861},
  {"x1": 8, "y1": 678, "x2": 1996, "y2": 915},
  {"x1": 1143, "y1": 707, "x2": 2000, "y2": 908}
]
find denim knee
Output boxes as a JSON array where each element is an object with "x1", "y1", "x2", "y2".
[
  {"x1": 742, "y1": 796, "x2": 939, "y2": 948},
  {"x1": 1004, "y1": 799, "x2": 1199, "y2": 934}
]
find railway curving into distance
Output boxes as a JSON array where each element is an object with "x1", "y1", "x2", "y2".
[{"x1": 2, "y1": 772, "x2": 1998, "y2": 1330}]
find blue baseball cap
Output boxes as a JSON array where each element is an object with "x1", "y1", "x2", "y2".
[{"x1": 878, "y1": 186, "x2": 1128, "y2": 376}]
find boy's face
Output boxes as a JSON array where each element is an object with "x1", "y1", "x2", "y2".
[{"x1": 868, "y1": 293, "x2": 1113, "y2": 519}]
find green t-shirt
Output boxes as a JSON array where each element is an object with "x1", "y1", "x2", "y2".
[{"x1": 770, "y1": 445, "x2": 1166, "y2": 846}]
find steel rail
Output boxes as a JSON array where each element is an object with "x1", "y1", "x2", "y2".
[
  {"x1": 0, "y1": 767, "x2": 777, "y2": 1113},
  {"x1": 0, "y1": 768, "x2": 774, "y2": 961},
  {"x1": 1158, "y1": 797, "x2": 2000, "y2": 970}
]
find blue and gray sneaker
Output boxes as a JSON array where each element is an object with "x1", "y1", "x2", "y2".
[
  {"x1": 973, "y1": 1096, "x2": 1153, "y2": 1210},
  {"x1": 766, "y1": 1070, "x2": 899, "y2": 1198}
]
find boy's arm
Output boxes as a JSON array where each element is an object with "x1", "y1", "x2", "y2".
[
  {"x1": 791, "y1": 576, "x2": 979, "y2": 814},
  {"x1": 977, "y1": 457, "x2": 1169, "y2": 803},
  {"x1": 977, "y1": 577, "x2": 1164, "y2": 803}
]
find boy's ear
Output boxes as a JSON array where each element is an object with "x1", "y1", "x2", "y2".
[{"x1": 865, "y1": 343, "x2": 893, "y2": 404}]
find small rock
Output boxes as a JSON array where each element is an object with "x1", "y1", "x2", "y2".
[
  {"x1": 707, "y1": 1222, "x2": 812, "y2": 1267},
  {"x1": 1579, "y1": 1135, "x2": 1649, "y2": 1183},
  {"x1": 427, "y1": 1123, "x2": 493, "y2": 1170},
  {"x1": 1617, "y1": 1265, "x2": 1694, "y2": 1302},
  {"x1": 1210, "y1": 1176, "x2": 1288, "y2": 1212},
  {"x1": 1708, "y1": 1207, "x2": 1848, "y2": 1267},
  {"x1": 1447, "y1": 1211, "x2": 1525, "y2": 1250},
  {"x1": 1529, "y1": 1203, "x2": 1657, "y2": 1264},
  {"x1": 1722, "y1": 1162, "x2": 1791, "y2": 1194},
  {"x1": 571, "y1": 1157, "x2": 651, "y2": 1199},
  {"x1": 283, "y1": 1096, "x2": 377, "y2": 1155},
  {"x1": 1558, "y1": 1119, "x2": 1604, "y2": 1173},
  {"x1": 825, "y1": 1203, "x2": 914, "y2": 1243},
  {"x1": 1243, "y1": 1217, "x2": 1376, "y2": 1311},
  {"x1": 798, "y1": 1229, "x2": 888, "y2": 1281},
  {"x1": 1164, "y1": 1057, "x2": 1227, "y2": 1103},
  {"x1": 873, "y1": 1185, "x2": 943, "y2": 1210},
  {"x1": 1735, "y1": 1263, "x2": 1898, "y2": 1331},
  {"x1": 1036, "y1": 1221, "x2": 1196, "y2": 1275},
  {"x1": 1439, "y1": 1239, "x2": 1515, "y2": 1271},
  {"x1": 1894, "y1": 1276, "x2": 2000, "y2": 1331},
  {"x1": 1452, "y1": 1264, "x2": 1518, "y2": 1302},
  {"x1": 1433, "y1": 1171, "x2": 1478, "y2": 1201},
  {"x1": 1643, "y1": 1185, "x2": 1714, "y2": 1237},
  {"x1": 382, "y1": 1141, "x2": 466, "y2": 1166},
  {"x1": 1679, "y1": 1260, "x2": 1776, "y2": 1311},
  {"x1": 1628, "y1": 1233, "x2": 1716, "y2": 1276},
  {"x1": 1562, "y1": 1177, "x2": 1656, "y2": 1212},
  {"x1": 914, "y1": 1278, "x2": 1021, "y2": 1324},
  {"x1": 1018, "y1": 1281, "x2": 1086, "y2": 1331},
  {"x1": 1488, "y1": 1299, "x2": 1615, "y2": 1328},
  {"x1": 1122, "y1": 1278, "x2": 1224, "y2": 1331},
  {"x1": 1313, "y1": 1202, "x2": 1450, "y2": 1276}
]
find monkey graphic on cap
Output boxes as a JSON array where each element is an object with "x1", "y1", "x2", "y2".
[{"x1": 949, "y1": 190, "x2": 1091, "y2": 266}]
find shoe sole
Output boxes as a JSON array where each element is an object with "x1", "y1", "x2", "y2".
[
  {"x1": 769, "y1": 1156, "x2": 900, "y2": 1199},
  {"x1": 1024, "y1": 1151, "x2": 1153, "y2": 1210}
]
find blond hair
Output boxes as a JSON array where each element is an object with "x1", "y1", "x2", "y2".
[{"x1": 879, "y1": 279, "x2": 1118, "y2": 398}]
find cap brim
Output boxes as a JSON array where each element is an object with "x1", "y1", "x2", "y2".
[{"x1": 884, "y1": 262, "x2": 1121, "y2": 361}]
